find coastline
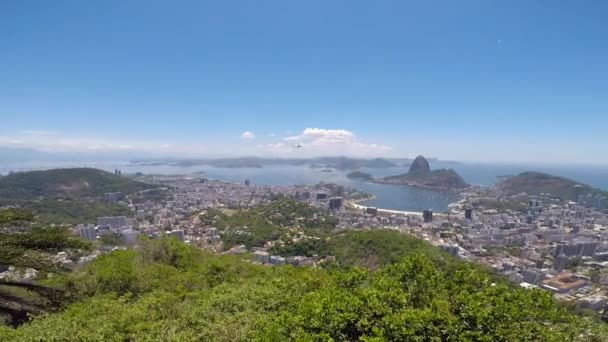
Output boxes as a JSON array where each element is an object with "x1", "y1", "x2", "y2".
[
  {"x1": 374, "y1": 179, "x2": 469, "y2": 192},
  {"x1": 347, "y1": 200, "x2": 424, "y2": 216}
]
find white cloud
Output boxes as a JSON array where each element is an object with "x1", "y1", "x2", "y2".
[
  {"x1": 266, "y1": 128, "x2": 392, "y2": 157},
  {"x1": 240, "y1": 131, "x2": 256, "y2": 141},
  {"x1": 0, "y1": 127, "x2": 392, "y2": 158}
]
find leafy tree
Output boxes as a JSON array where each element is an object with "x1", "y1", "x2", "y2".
[{"x1": 0, "y1": 208, "x2": 90, "y2": 326}]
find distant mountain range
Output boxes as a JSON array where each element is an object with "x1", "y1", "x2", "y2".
[{"x1": 132, "y1": 157, "x2": 402, "y2": 170}]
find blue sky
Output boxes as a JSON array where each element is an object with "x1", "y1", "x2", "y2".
[{"x1": 1, "y1": 1, "x2": 607, "y2": 163}]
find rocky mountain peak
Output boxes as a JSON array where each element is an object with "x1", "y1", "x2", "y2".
[{"x1": 408, "y1": 155, "x2": 431, "y2": 174}]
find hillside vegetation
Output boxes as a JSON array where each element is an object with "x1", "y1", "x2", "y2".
[
  {"x1": 201, "y1": 199, "x2": 338, "y2": 249},
  {"x1": 0, "y1": 168, "x2": 158, "y2": 224},
  {"x1": 0, "y1": 168, "x2": 154, "y2": 200},
  {"x1": 499, "y1": 171, "x2": 607, "y2": 201},
  {"x1": 0, "y1": 235, "x2": 606, "y2": 341},
  {"x1": 0, "y1": 199, "x2": 133, "y2": 225},
  {"x1": 346, "y1": 171, "x2": 374, "y2": 181},
  {"x1": 0, "y1": 208, "x2": 91, "y2": 326}
]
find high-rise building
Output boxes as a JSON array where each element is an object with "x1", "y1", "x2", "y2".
[
  {"x1": 440, "y1": 245, "x2": 458, "y2": 257},
  {"x1": 120, "y1": 229, "x2": 139, "y2": 245},
  {"x1": 329, "y1": 197, "x2": 343, "y2": 210},
  {"x1": 244, "y1": 179, "x2": 250, "y2": 186},
  {"x1": 254, "y1": 251, "x2": 270, "y2": 264},
  {"x1": 464, "y1": 208, "x2": 473, "y2": 220},
  {"x1": 423, "y1": 209, "x2": 433, "y2": 223},
  {"x1": 270, "y1": 255, "x2": 285, "y2": 265},
  {"x1": 522, "y1": 269, "x2": 545, "y2": 284},
  {"x1": 528, "y1": 199, "x2": 543, "y2": 216},
  {"x1": 553, "y1": 253, "x2": 569, "y2": 272},
  {"x1": 77, "y1": 225, "x2": 97, "y2": 241},
  {"x1": 97, "y1": 216, "x2": 128, "y2": 230},
  {"x1": 365, "y1": 207, "x2": 378, "y2": 216},
  {"x1": 169, "y1": 229, "x2": 185, "y2": 242},
  {"x1": 316, "y1": 192, "x2": 328, "y2": 201},
  {"x1": 104, "y1": 192, "x2": 123, "y2": 204}
]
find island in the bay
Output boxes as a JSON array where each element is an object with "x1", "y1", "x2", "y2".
[
  {"x1": 377, "y1": 155, "x2": 468, "y2": 190},
  {"x1": 346, "y1": 170, "x2": 374, "y2": 181}
]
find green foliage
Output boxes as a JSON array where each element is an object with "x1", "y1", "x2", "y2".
[
  {"x1": 3, "y1": 237, "x2": 606, "y2": 341},
  {"x1": 201, "y1": 198, "x2": 338, "y2": 249},
  {"x1": 329, "y1": 230, "x2": 450, "y2": 270},
  {"x1": 270, "y1": 238, "x2": 329, "y2": 257},
  {"x1": 128, "y1": 188, "x2": 172, "y2": 205},
  {"x1": 0, "y1": 208, "x2": 34, "y2": 225},
  {"x1": 99, "y1": 232, "x2": 122, "y2": 246},
  {"x1": 0, "y1": 223, "x2": 91, "y2": 326},
  {"x1": 270, "y1": 229, "x2": 452, "y2": 270},
  {"x1": 0, "y1": 168, "x2": 153, "y2": 225},
  {"x1": 0, "y1": 227, "x2": 90, "y2": 270}
]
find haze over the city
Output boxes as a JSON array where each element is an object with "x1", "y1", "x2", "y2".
[{"x1": 1, "y1": 1, "x2": 607, "y2": 164}]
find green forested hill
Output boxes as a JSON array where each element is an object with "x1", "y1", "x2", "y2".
[
  {"x1": 1, "y1": 235, "x2": 606, "y2": 341},
  {"x1": 0, "y1": 168, "x2": 154, "y2": 200},
  {"x1": 0, "y1": 168, "x2": 156, "y2": 224},
  {"x1": 0, "y1": 198, "x2": 133, "y2": 224},
  {"x1": 499, "y1": 171, "x2": 607, "y2": 201}
]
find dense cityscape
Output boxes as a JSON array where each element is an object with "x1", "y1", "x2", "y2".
[{"x1": 3, "y1": 164, "x2": 605, "y2": 319}]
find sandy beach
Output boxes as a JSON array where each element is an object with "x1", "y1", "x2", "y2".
[{"x1": 348, "y1": 201, "x2": 424, "y2": 216}]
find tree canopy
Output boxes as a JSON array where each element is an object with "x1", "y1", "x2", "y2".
[
  {"x1": 0, "y1": 208, "x2": 91, "y2": 326},
  {"x1": 1, "y1": 236, "x2": 606, "y2": 341}
]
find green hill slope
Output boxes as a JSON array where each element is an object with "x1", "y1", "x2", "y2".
[
  {"x1": 0, "y1": 168, "x2": 159, "y2": 224},
  {"x1": 0, "y1": 168, "x2": 155, "y2": 200},
  {"x1": 0, "y1": 236, "x2": 606, "y2": 341},
  {"x1": 499, "y1": 171, "x2": 607, "y2": 201}
]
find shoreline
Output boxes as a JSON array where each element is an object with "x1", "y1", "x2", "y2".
[
  {"x1": 374, "y1": 179, "x2": 470, "y2": 192},
  {"x1": 347, "y1": 201, "x2": 424, "y2": 216},
  {"x1": 348, "y1": 194, "x2": 376, "y2": 204}
]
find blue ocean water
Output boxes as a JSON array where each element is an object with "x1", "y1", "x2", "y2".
[{"x1": 2, "y1": 161, "x2": 607, "y2": 213}]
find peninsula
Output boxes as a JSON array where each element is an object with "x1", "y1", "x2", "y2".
[{"x1": 377, "y1": 155, "x2": 468, "y2": 190}]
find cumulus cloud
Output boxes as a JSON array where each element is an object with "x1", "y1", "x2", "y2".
[
  {"x1": 266, "y1": 128, "x2": 392, "y2": 157},
  {"x1": 0, "y1": 127, "x2": 391, "y2": 158},
  {"x1": 240, "y1": 131, "x2": 256, "y2": 141}
]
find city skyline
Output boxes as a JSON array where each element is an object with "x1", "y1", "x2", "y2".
[{"x1": 1, "y1": 1, "x2": 607, "y2": 164}]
